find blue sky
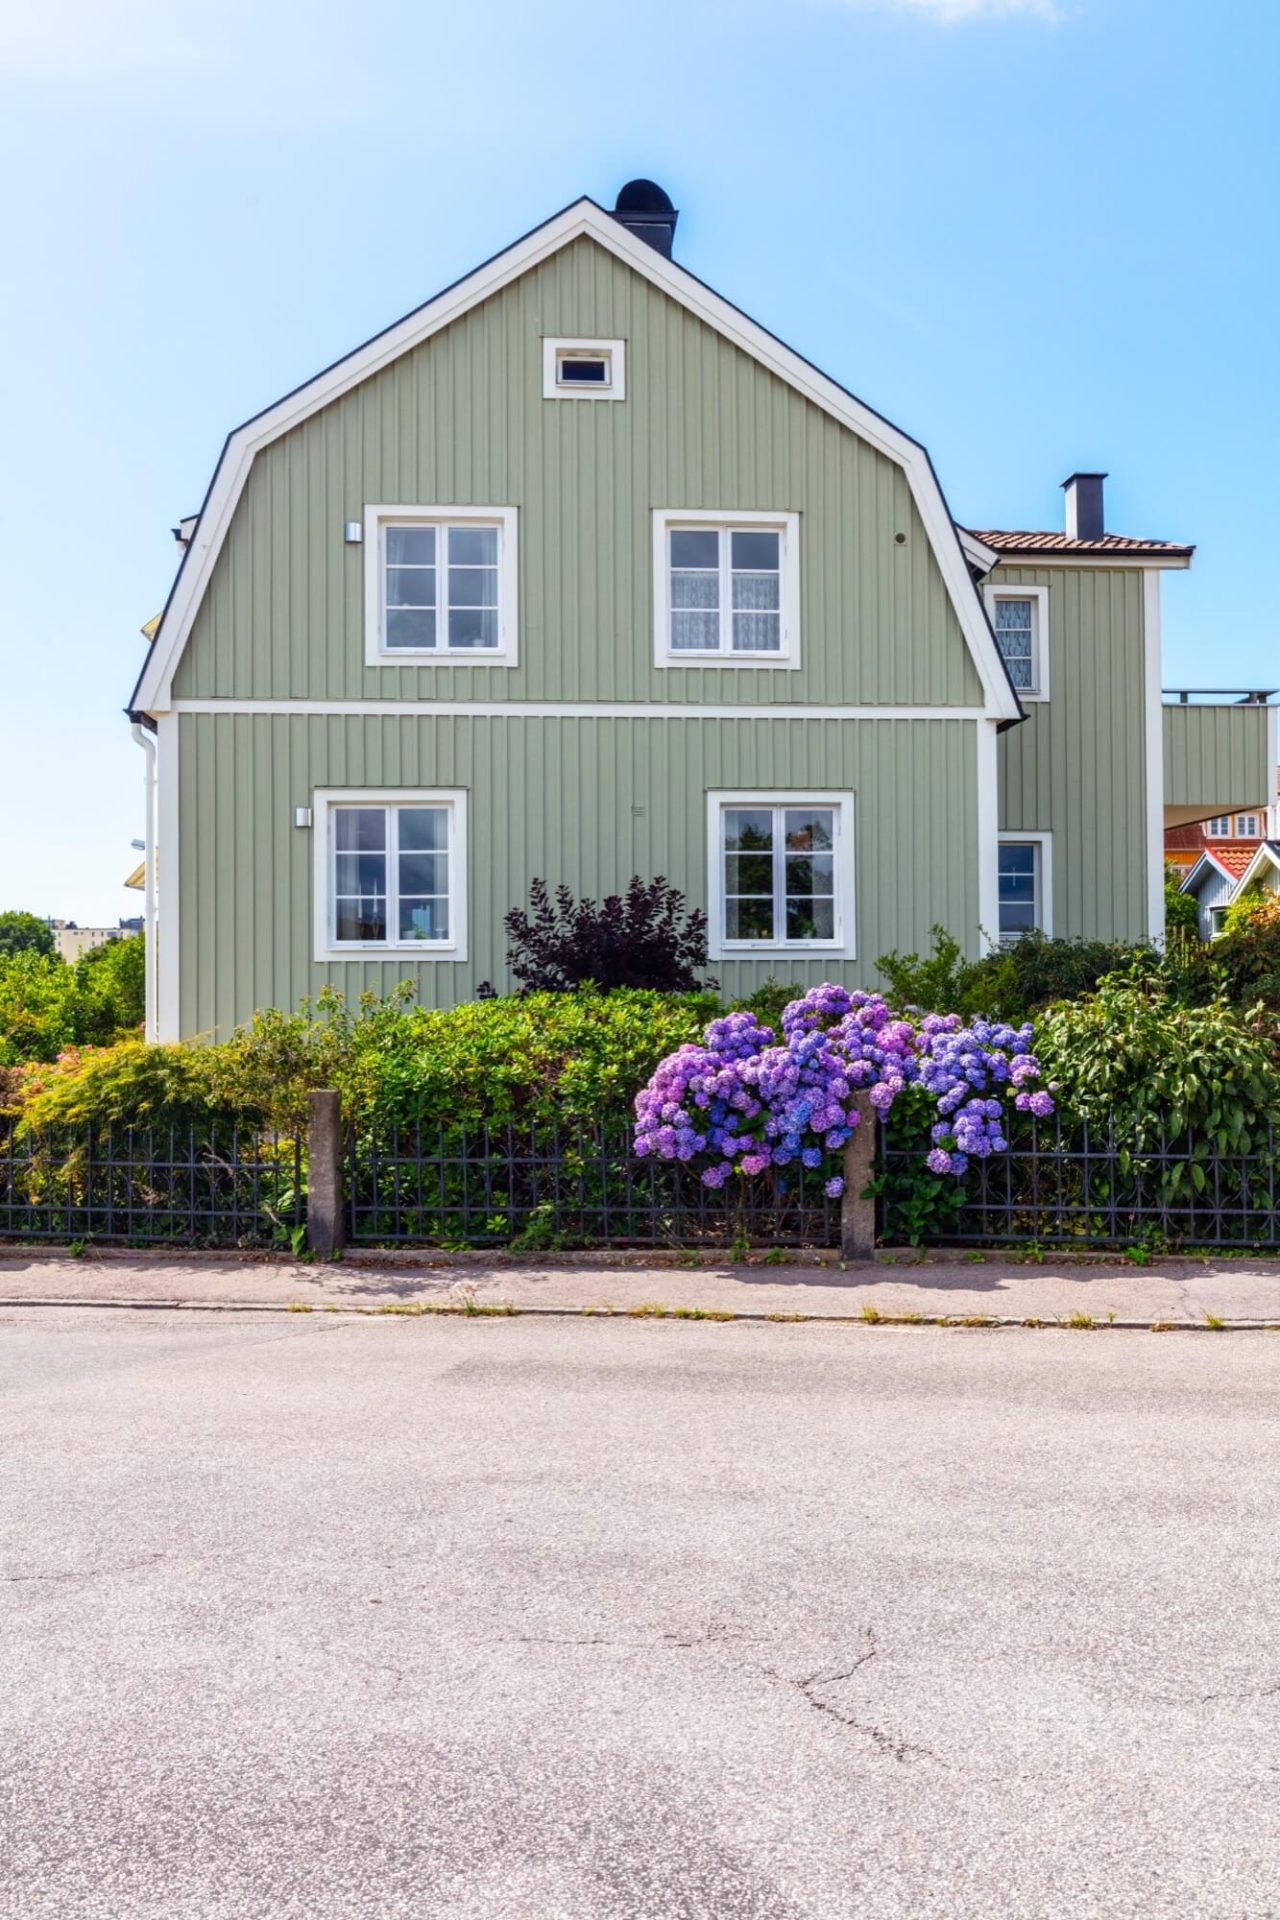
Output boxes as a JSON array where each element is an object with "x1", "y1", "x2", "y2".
[{"x1": 1, "y1": 0, "x2": 1276, "y2": 923}]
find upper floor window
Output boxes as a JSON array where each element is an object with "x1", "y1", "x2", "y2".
[
  {"x1": 653, "y1": 511, "x2": 800, "y2": 669},
  {"x1": 312, "y1": 789, "x2": 468, "y2": 960},
  {"x1": 542, "y1": 337, "x2": 626, "y2": 401},
  {"x1": 1207, "y1": 816, "x2": 1233, "y2": 837},
  {"x1": 363, "y1": 507, "x2": 518, "y2": 666},
  {"x1": 1236, "y1": 813, "x2": 1260, "y2": 837},
  {"x1": 983, "y1": 585, "x2": 1049, "y2": 700}
]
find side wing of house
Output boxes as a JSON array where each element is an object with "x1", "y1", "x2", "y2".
[{"x1": 133, "y1": 201, "x2": 1018, "y2": 1040}]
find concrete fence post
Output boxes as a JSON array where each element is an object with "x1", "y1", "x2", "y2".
[
  {"x1": 840, "y1": 1092, "x2": 877, "y2": 1263},
  {"x1": 307, "y1": 1089, "x2": 346, "y2": 1259}
]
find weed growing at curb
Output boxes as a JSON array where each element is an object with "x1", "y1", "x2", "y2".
[
  {"x1": 766, "y1": 1312, "x2": 810, "y2": 1322},
  {"x1": 1205, "y1": 1314, "x2": 1225, "y2": 1330},
  {"x1": 1067, "y1": 1312, "x2": 1097, "y2": 1330},
  {"x1": 629, "y1": 1302, "x2": 668, "y2": 1318},
  {"x1": 673, "y1": 1307, "x2": 737, "y2": 1321}
]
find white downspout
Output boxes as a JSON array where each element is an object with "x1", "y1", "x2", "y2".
[{"x1": 130, "y1": 722, "x2": 158, "y2": 1042}]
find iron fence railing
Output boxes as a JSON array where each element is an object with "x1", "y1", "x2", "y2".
[
  {"x1": 878, "y1": 1113, "x2": 1280, "y2": 1251},
  {"x1": 0, "y1": 1123, "x2": 304, "y2": 1247},
  {"x1": 347, "y1": 1119, "x2": 839, "y2": 1250}
]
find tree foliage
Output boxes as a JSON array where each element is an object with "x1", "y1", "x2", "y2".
[
  {"x1": 500, "y1": 876, "x2": 717, "y2": 993},
  {"x1": 0, "y1": 911, "x2": 54, "y2": 958}
]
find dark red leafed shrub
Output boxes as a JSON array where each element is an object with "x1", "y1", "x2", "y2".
[{"x1": 502, "y1": 877, "x2": 717, "y2": 994}]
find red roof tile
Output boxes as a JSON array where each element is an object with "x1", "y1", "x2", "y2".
[
  {"x1": 967, "y1": 530, "x2": 1195, "y2": 558},
  {"x1": 1202, "y1": 844, "x2": 1257, "y2": 878}
]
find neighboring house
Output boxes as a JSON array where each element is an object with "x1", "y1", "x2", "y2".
[
  {"x1": 48, "y1": 921, "x2": 130, "y2": 963},
  {"x1": 125, "y1": 179, "x2": 1271, "y2": 1043},
  {"x1": 1223, "y1": 841, "x2": 1280, "y2": 915},
  {"x1": 1177, "y1": 846, "x2": 1257, "y2": 940}
]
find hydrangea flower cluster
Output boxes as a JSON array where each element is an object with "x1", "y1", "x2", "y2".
[{"x1": 634, "y1": 986, "x2": 1051, "y2": 1189}]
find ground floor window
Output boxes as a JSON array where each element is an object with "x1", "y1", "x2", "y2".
[
  {"x1": 313, "y1": 789, "x2": 468, "y2": 960},
  {"x1": 997, "y1": 834, "x2": 1051, "y2": 942},
  {"x1": 706, "y1": 792, "x2": 853, "y2": 957}
]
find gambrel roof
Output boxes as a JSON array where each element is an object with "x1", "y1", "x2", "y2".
[{"x1": 129, "y1": 196, "x2": 1023, "y2": 722}]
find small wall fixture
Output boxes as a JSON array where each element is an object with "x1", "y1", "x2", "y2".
[
  {"x1": 343, "y1": 521, "x2": 363, "y2": 544},
  {"x1": 294, "y1": 806, "x2": 313, "y2": 829}
]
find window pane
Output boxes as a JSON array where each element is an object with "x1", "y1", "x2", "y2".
[
  {"x1": 399, "y1": 898, "x2": 450, "y2": 942},
  {"x1": 724, "y1": 852, "x2": 774, "y2": 895},
  {"x1": 398, "y1": 852, "x2": 448, "y2": 897},
  {"x1": 447, "y1": 606, "x2": 499, "y2": 649},
  {"x1": 671, "y1": 570, "x2": 720, "y2": 610},
  {"x1": 448, "y1": 526, "x2": 497, "y2": 567},
  {"x1": 671, "y1": 610, "x2": 720, "y2": 652},
  {"x1": 786, "y1": 897, "x2": 835, "y2": 942},
  {"x1": 785, "y1": 810, "x2": 833, "y2": 853},
  {"x1": 398, "y1": 807, "x2": 448, "y2": 852},
  {"x1": 998, "y1": 844, "x2": 1039, "y2": 937},
  {"x1": 335, "y1": 851, "x2": 387, "y2": 894},
  {"x1": 670, "y1": 530, "x2": 719, "y2": 570},
  {"x1": 386, "y1": 526, "x2": 435, "y2": 565},
  {"x1": 724, "y1": 809, "x2": 773, "y2": 852},
  {"x1": 448, "y1": 566, "x2": 499, "y2": 608},
  {"x1": 731, "y1": 571, "x2": 780, "y2": 611},
  {"x1": 731, "y1": 530, "x2": 779, "y2": 571},
  {"x1": 726, "y1": 897, "x2": 774, "y2": 940},
  {"x1": 335, "y1": 897, "x2": 386, "y2": 942},
  {"x1": 386, "y1": 567, "x2": 436, "y2": 608},
  {"x1": 559, "y1": 356, "x2": 608, "y2": 383},
  {"x1": 335, "y1": 808, "x2": 386, "y2": 852},
  {"x1": 999, "y1": 902, "x2": 1036, "y2": 935},
  {"x1": 994, "y1": 598, "x2": 1032, "y2": 631},
  {"x1": 785, "y1": 854, "x2": 835, "y2": 899},
  {"x1": 386, "y1": 609, "x2": 436, "y2": 650},
  {"x1": 732, "y1": 612, "x2": 781, "y2": 653}
]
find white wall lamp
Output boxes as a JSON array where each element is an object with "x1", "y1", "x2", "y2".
[
  {"x1": 294, "y1": 806, "x2": 313, "y2": 829},
  {"x1": 343, "y1": 521, "x2": 363, "y2": 544}
]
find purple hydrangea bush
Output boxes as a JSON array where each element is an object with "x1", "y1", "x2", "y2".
[{"x1": 633, "y1": 985, "x2": 1051, "y2": 1190}]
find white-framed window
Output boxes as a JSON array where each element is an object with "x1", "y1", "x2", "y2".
[
  {"x1": 983, "y1": 585, "x2": 1049, "y2": 700},
  {"x1": 997, "y1": 832, "x2": 1052, "y2": 943},
  {"x1": 541, "y1": 337, "x2": 626, "y2": 400},
  {"x1": 653, "y1": 510, "x2": 800, "y2": 670},
  {"x1": 1236, "y1": 813, "x2": 1260, "y2": 837},
  {"x1": 1206, "y1": 816, "x2": 1233, "y2": 837},
  {"x1": 312, "y1": 789, "x2": 468, "y2": 961},
  {"x1": 706, "y1": 791, "x2": 854, "y2": 958},
  {"x1": 1209, "y1": 906, "x2": 1229, "y2": 938},
  {"x1": 363, "y1": 506, "x2": 518, "y2": 665}
]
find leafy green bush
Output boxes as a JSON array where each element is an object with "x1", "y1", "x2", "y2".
[
  {"x1": 1035, "y1": 974, "x2": 1280, "y2": 1153},
  {"x1": 0, "y1": 935, "x2": 145, "y2": 1066},
  {"x1": 1165, "y1": 865, "x2": 1199, "y2": 937},
  {"x1": 875, "y1": 925, "x2": 1152, "y2": 1021}
]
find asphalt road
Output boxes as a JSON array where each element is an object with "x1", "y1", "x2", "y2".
[{"x1": 2, "y1": 1311, "x2": 1278, "y2": 1920}]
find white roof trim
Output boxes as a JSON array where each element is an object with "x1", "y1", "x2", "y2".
[
  {"x1": 1229, "y1": 840, "x2": 1280, "y2": 898},
  {"x1": 958, "y1": 529, "x2": 999, "y2": 574},
  {"x1": 1178, "y1": 850, "x2": 1237, "y2": 894},
  {"x1": 134, "y1": 198, "x2": 1021, "y2": 721}
]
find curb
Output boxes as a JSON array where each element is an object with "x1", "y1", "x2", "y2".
[{"x1": 0, "y1": 1295, "x2": 1274, "y2": 1332}]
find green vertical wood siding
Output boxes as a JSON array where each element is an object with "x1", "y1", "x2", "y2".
[
  {"x1": 996, "y1": 566, "x2": 1149, "y2": 942},
  {"x1": 173, "y1": 237, "x2": 983, "y2": 709},
  {"x1": 176, "y1": 712, "x2": 980, "y2": 1038},
  {"x1": 1163, "y1": 703, "x2": 1273, "y2": 813}
]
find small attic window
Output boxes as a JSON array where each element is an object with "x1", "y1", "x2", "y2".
[{"x1": 542, "y1": 337, "x2": 626, "y2": 401}]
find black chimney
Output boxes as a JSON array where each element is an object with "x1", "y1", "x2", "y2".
[
  {"x1": 1062, "y1": 471, "x2": 1107, "y2": 542},
  {"x1": 612, "y1": 179, "x2": 678, "y2": 258}
]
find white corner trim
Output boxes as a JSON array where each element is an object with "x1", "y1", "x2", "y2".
[
  {"x1": 997, "y1": 830, "x2": 1054, "y2": 940},
  {"x1": 1142, "y1": 569, "x2": 1165, "y2": 943},
  {"x1": 155, "y1": 712, "x2": 181, "y2": 1042},
  {"x1": 171, "y1": 698, "x2": 990, "y2": 721},
  {"x1": 705, "y1": 788, "x2": 855, "y2": 961},
  {"x1": 541, "y1": 337, "x2": 626, "y2": 400},
  {"x1": 976, "y1": 721, "x2": 999, "y2": 955},
  {"x1": 652, "y1": 509, "x2": 801, "y2": 671},
  {"x1": 959, "y1": 529, "x2": 999, "y2": 574},
  {"x1": 983, "y1": 583, "x2": 1050, "y2": 702},
  {"x1": 362, "y1": 506, "x2": 518, "y2": 667},
  {"x1": 312, "y1": 787, "x2": 469, "y2": 963},
  {"x1": 133, "y1": 198, "x2": 1019, "y2": 721}
]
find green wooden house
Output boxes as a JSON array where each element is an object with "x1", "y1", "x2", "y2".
[{"x1": 127, "y1": 180, "x2": 1262, "y2": 1042}]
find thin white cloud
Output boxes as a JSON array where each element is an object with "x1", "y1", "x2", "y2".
[{"x1": 828, "y1": 0, "x2": 1060, "y2": 20}]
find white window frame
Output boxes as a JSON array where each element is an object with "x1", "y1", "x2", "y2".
[
  {"x1": 363, "y1": 506, "x2": 518, "y2": 666},
  {"x1": 983, "y1": 584, "x2": 1049, "y2": 701},
  {"x1": 312, "y1": 788, "x2": 468, "y2": 962},
  {"x1": 1235, "y1": 813, "x2": 1260, "y2": 837},
  {"x1": 1206, "y1": 816, "x2": 1233, "y2": 837},
  {"x1": 1209, "y1": 906, "x2": 1229, "y2": 939},
  {"x1": 541, "y1": 337, "x2": 626, "y2": 401},
  {"x1": 653, "y1": 509, "x2": 801, "y2": 671},
  {"x1": 706, "y1": 790, "x2": 854, "y2": 959},
  {"x1": 996, "y1": 831, "x2": 1053, "y2": 942}
]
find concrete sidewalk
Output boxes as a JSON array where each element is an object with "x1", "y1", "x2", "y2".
[{"x1": 3, "y1": 1244, "x2": 1280, "y2": 1327}]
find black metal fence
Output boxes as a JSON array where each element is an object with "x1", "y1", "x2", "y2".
[
  {"x1": 346, "y1": 1119, "x2": 839, "y2": 1250},
  {"x1": 0, "y1": 1124, "x2": 304, "y2": 1248},
  {"x1": 878, "y1": 1113, "x2": 1280, "y2": 1251}
]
